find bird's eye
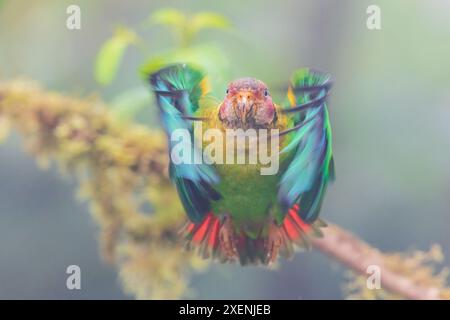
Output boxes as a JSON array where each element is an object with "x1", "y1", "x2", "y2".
[
  {"x1": 264, "y1": 90, "x2": 269, "y2": 97},
  {"x1": 226, "y1": 89, "x2": 229, "y2": 94}
]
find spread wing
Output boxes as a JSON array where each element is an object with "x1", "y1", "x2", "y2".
[
  {"x1": 149, "y1": 64, "x2": 220, "y2": 223},
  {"x1": 277, "y1": 68, "x2": 335, "y2": 223}
]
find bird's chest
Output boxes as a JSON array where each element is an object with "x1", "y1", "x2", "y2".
[
  {"x1": 195, "y1": 114, "x2": 292, "y2": 231},
  {"x1": 211, "y1": 164, "x2": 280, "y2": 227}
]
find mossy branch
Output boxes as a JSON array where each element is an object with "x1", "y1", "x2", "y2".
[
  {"x1": 312, "y1": 225, "x2": 449, "y2": 299},
  {"x1": 0, "y1": 80, "x2": 448, "y2": 299}
]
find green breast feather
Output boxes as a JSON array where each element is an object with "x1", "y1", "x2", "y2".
[{"x1": 196, "y1": 101, "x2": 295, "y2": 237}]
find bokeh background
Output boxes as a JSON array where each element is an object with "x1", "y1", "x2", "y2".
[{"x1": 0, "y1": 0, "x2": 449, "y2": 299}]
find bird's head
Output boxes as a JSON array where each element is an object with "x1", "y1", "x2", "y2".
[{"x1": 218, "y1": 78, "x2": 277, "y2": 129}]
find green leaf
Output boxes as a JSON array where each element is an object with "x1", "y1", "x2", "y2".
[
  {"x1": 147, "y1": 9, "x2": 231, "y2": 46},
  {"x1": 94, "y1": 27, "x2": 138, "y2": 86},
  {"x1": 110, "y1": 86, "x2": 152, "y2": 121},
  {"x1": 191, "y1": 12, "x2": 231, "y2": 34},
  {"x1": 149, "y1": 8, "x2": 186, "y2": 30}
]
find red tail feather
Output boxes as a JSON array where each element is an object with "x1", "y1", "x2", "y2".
[
  {"x1": 181, "y1": 205, "x2": 324, "y2": 265},
  {"x1": 182, "y1": 213, "x2": 221, "y2": 258}
]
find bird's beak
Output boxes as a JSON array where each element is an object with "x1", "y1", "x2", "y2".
[{"x1": 236, "y1": 91, "x2": 254, "y2": 123}]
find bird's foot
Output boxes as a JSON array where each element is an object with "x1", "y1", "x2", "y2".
[
  {"x1": 265, "y1": 222, "x2": 283, "y2": 265},
  {"x1": 219, "y1": 215, "x2": 238, "y2": 259}
]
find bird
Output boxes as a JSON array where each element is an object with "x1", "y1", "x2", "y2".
[{"x1": 149, "y1": 64, "x2": 334, "y2": 265}]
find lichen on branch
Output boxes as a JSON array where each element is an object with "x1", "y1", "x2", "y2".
[
  {"x1": 312, "y1": 225, "x2": 450, "y2": 300},
  {"x1": 0, "y1": 80, "x2": 449, "y2": 299},
  {"x1": 0, "y1": 80, "x2": 206, "y2": 299}
]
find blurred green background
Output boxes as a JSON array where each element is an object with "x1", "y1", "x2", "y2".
[{"x1": 0, "y1": 0, "x2": 449, "y2": 299}]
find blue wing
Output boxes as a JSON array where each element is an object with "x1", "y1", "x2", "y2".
[
  {"x1": 277, "y1": 68, "x2": 335, "y2": 223},
  {"x1": 149, "y1": 64, "x2": 220, "y2": 223}
]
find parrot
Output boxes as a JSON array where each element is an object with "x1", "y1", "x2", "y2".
[{"x1": 149, "y1": 64, "x2": 334, "y2": 265}]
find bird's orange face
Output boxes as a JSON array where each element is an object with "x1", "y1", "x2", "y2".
[{"x1": 219, "y1": 78, "x2": 277, "y2": 129}]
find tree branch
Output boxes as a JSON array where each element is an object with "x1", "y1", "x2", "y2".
[
  {"x1": 311, "y1": 224, "x2": 444, "y2": 300},
  {"x1": 0, "y1": 80, "x2": 448, "y2": 299}
]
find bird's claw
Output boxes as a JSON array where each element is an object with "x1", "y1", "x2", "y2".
[
  {"x1": 219, "y1": 216, "x2": 238, "y2": 259},
  {"x1": 265, "y1": 223, "x2": 283, "y2": 265}
]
